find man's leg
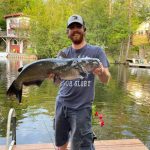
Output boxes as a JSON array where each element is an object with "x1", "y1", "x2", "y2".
[
  {"x1": 79, "y1": 107, "x2": 95, "y2": 150},
  {"x1": 55, "y1": 102, "x2": 70, "y2": 149},
  {"x1": 68, "y1": 107, "x2": 94, "y2": 150}
]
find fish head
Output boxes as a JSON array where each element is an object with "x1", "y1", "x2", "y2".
[
  {"x1": 71, "y1": 59, "x2": 78, "y2": 67},
  {"x1": 79, "y1": 58, "x2": 101, "y2": 72}
]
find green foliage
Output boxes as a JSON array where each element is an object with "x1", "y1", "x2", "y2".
[
  {"x1": 92, "y1": 104, "x2": 99, "y2": 125},
  {"x1": 131, "y1": 45, "x2": 139, "y2": 52},
  {"x1": 23, "y1": 0, "x2": 73, "y2": 58},
  {"x1": 0, "y1": 0, "x2": 32, "y2": 29},
  {"x1": 0, "y1": 0, "x2": 149, "y2": 57}
]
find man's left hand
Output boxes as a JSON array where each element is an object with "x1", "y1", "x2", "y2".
[{"x1": 93, "y1": 63, "x2": 104, "y2": 76}]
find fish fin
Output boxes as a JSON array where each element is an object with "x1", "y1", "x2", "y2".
[
  {"x1": 77, "y1": 64, "x2": 88, "y2": 78},
  {"x1": 35, "y1": 80, "x2": 43, "y2": 86},
  {"x1": 79, "y1": 72, "x2": 88, "y2": 78},
  {"x1": 18, "y1": 67, "x2": 23, "y2": 72},
  {"x1": 7, "y1": 80, "x2": 22, "y2": 103},
  {"x1": 24, "y1": 80, "x2": 43, "y2": 87}
]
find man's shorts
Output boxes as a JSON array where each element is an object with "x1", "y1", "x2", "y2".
[{"x1": 54, "y1": 101, "x2": 95, "y2": 150}]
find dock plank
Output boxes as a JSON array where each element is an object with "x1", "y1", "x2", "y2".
[
  {"x1": 0, "y1": 139, "x2": 148, "y2": 150},
  {"x1": 94, "y1": 139, "x2": 148, "y2": 150}
]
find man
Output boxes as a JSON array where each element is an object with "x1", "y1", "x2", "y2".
[{"x1": 54, "y1": 14, "x2": 110, "y2": 150}]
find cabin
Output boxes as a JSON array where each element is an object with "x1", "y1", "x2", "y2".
[
  {"x1": 130, "y1": 20, "x2": 150, "y2": 60},
  {"x1": 0, "y1": 13, "x2": 30, "y2": 54},
  {"x1": 132, "y1": 20, "x2": 150, "y2": 46}
]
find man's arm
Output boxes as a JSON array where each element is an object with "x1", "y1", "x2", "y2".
[{"x1": 93, "y1": 63, "x2": 111, "y2": 84}]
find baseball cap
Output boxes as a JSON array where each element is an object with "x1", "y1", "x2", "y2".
[{"x1": 67, "y1": 14, "x2": 85, "y2": 28}]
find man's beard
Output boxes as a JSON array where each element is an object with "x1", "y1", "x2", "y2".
[{"x1": 69, "y1": 32, "x2": 84, "y2": 44}]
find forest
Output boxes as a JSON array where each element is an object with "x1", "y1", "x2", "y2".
[{"x1": 0, "y1": 0, "x2": 150, "y2": 60}]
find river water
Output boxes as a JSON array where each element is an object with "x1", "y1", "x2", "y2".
[{"x1": 0, "y1": 59, "x2": 150, "y2": 148}]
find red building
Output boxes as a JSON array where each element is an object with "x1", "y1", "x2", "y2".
[{"x1": 0, "y1": 13, "x2": 30, "y2": 53}]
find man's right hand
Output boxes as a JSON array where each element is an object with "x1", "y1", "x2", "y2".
[{"x1": 48, "y1": 73, "x2": 61, "y2": 85}]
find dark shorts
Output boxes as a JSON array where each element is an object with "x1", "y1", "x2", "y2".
[{"x1": 54, "y1": 102, "x2": 95, "y2": 150}]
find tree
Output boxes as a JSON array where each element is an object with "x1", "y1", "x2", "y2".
[
  {"x1": 24, "y1": 0, "x2": 75, "y2": 57},
  {"x1": 1, "y1": 0, "x2": 148, "y2": 58},
  {"x1": 0, "y1": 0, "x2": 32, "y2": 29}
]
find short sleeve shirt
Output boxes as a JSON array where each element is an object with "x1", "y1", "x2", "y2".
[{"x1": 56, "y1": 44, "x2": 109, "y2": 109}]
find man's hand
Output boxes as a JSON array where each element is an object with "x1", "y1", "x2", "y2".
[
  {"x1": 48, "y1": 73, "x2": 61, "y2": 85},
  {"x1": 93, "y1": 63, "x2": 104, "y2": 76},
  {"x1": 93, "y1": 63, "x2": 111, "y2": 84}
]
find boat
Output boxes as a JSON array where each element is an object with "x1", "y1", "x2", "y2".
[{"x1": 126, "y1": 58, "x2": 150, "y2": 68}]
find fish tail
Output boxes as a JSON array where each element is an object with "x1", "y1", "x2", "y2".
[{"x1": 7, "y1": 81, "x2": 22, "y2": 103}]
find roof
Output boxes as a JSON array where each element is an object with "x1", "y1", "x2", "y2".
[
  {"x1": 4, "y1": 13, "x2": 23, "y2": 19},
  {"x1": 0, "y1": 35, "x2": 28, "y2": 39}
]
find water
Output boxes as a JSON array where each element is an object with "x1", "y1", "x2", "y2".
[{"x1": 0, "y1": 59, "x2": 150, "y2": 149}]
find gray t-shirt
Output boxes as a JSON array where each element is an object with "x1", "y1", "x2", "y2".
[{"x1": 56, "y1": 44, "x2": 109, "y2": 109}]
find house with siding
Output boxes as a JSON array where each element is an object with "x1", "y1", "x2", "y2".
[
  {"x1": 0, "y1": 13, "x2": 30, "y2": 54},
  {"x1": 132, "y1": 20, "x2": 150, "y2": 46}
]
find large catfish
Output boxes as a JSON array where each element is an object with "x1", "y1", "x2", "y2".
[{"x1": 7, "y1": 57, "x2": 100, "y2": 103}]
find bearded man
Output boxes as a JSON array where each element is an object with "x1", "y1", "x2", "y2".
[{"x1": 54, "y1": 14, "x2": 111, "y2": 150}]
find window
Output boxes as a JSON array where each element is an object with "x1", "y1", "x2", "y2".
[{"x1": 11, "y1": 39, "x2": 18, "y2": 45}]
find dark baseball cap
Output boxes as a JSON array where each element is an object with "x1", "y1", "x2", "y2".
[{"x1": 67, "y1": 15, "x2": 85, "y2": 28}]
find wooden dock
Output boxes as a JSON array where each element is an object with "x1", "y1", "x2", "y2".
[
  {"x1": 0, "y1": 139, "x2": 148, "y2": 150},
  {"x1": 0, "y1": 139, "x2": 149, "y2": 150},
  {"x1": 128, "y1": 62, "x2": 150, "y2": 68}
]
